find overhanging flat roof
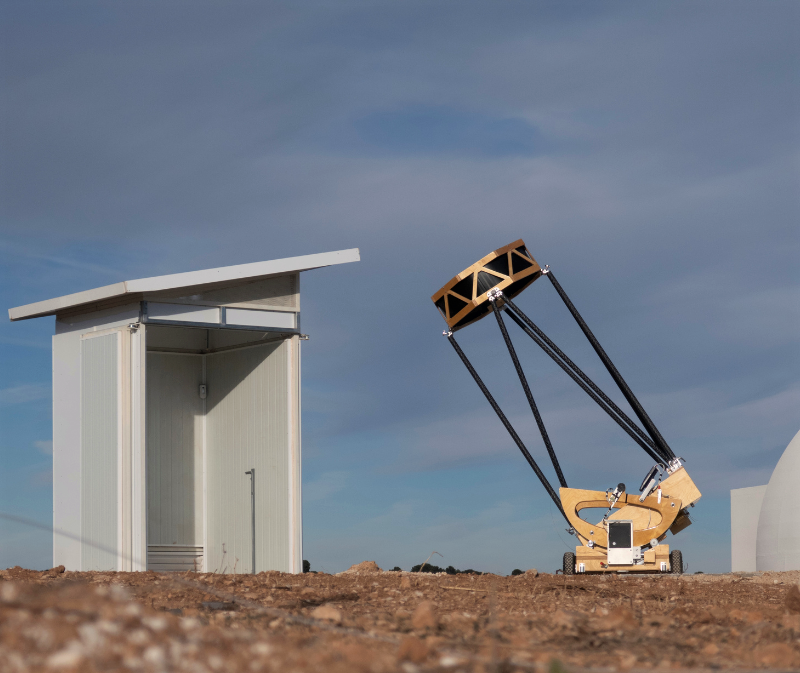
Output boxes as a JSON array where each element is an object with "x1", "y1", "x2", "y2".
[{"x1": 9, "y1": 248, "x2": 360, "y2": 322}]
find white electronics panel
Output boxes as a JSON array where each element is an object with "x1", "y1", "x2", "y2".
[{"x1": 607, "y1": 520, "x2": 634, "y2": 565}]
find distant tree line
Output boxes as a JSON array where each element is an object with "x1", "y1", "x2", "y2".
[
  {"x1": 405, "y1": 564, "x2": 484, "y2": 575},
  {"x1": 305, "y1": 560, "x2": 524, "y2": 576}
]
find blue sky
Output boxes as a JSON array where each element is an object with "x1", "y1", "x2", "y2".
[{"x1": 1, "y1": 1, "x2": 798, "y2": 573}]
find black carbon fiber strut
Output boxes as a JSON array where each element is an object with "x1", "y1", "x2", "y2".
[
  {"x1": 545, "y1": 270, "x2": 676, "y2": 462},
  {"x1": 489, "y1": 296, "x2": 567, "y2": 488},
  {"x1": 445, "y1": 331, "x2": 569, "y2": 522},
  {"x1": 502, "y1": 294, "x2": 659, "y2": 457},
  {"x1": 502, "y1": 305, "x2": 665, "y2": 465}
]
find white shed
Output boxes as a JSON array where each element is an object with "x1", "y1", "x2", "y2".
[{"x1": 9, "y1": 248, "x2": 360, "y2": 574}]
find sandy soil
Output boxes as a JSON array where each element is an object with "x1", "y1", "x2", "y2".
[{"x1": 2, "y1": 563, "x2": 800, "y2": 672}]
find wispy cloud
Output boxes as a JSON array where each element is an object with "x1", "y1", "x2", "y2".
[
  {"x1": 304, "y1": 471, "x2": 349, "y2": 502},
  {"x1": 353, "y1": 105, "x2": 548, "y2": 158},
  {"x1": 34, "y1": 440, "x2": 52, "y2": 456},
  {"x1": 0, "y1": 384, "x2": 50, "y2": 406},
  {"x1": 0, "y1": 240, "x2": 122, "y2": 278}
]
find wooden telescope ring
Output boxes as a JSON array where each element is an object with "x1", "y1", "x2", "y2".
[
  {"x1": 431, "y1": 239, "x2": 542, "y2": 331},
  {"x1": 560, "y1": 487, "x2": 682, "y2": 550}
]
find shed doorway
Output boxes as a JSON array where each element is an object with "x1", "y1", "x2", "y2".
[
  {"x1": 146, "y1": 352, "x2": 204, "y2": 571},
  {"x1": 144, "y1": 325, "x2": 300, "y2": 573}
]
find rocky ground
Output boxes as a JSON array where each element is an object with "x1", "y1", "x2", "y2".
[{"x1": 2, "y1": 562, "x2": 800, "y2": 672}]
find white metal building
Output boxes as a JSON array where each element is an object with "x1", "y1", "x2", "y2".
[
  {"x1": 9, "y1": 249, "x2": 359, "y2": 573},
  {"x1": 731, "y1": 428, "x2": 800, "y2": 572}
]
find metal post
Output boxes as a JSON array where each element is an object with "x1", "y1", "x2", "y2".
[
  {"x1": 245, "y1": 468, "x2": 255, "y2": 573},
  {"x1": 545, "y1": 269, "x2": 676, "y2": 462},
  {"x1": 445, "y1": 331, "x2": 569, "y2": 522}
]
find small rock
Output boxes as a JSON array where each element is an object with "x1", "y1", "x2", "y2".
[
  {"x1": 46, "y1": 644, "x2": 85, "y2": 669},
  {"x1": 77, "y1": 624, "x2": 105, "y2": 652},
  {"x1": 251, "y1": 642, "x2": 272, "y2": 656},
  {"x1": 605, "y1": 608, "x2": 638, "y2": 630},
  {"x1": 342, "y1": 560, "x2": 382, "y2": 574},
  {"x1": 701, "y1": 643, "x2": 719, "y2": 656},
  {"x1": 411, "y1": 600, "x2": 438, "y2": 630},
  {"x1": 311, "y1": 604, "x2": 342, "y2": 624},
  {"x1": 400, "y1": 576, "x2": 412, "y2": 589},
  {"x1": 142, "y1": 615, "x2": 168, "y2": 631},
  {"x1": 143, "y1": 646, "x2": 166, "y2": 667},
  {"x1": 758, "y1": 642, "x2": 797, "y2": 668},
  {"x1": 122, "y1": 603, "x2": 143, "y2": 617},
  {"x1": 41, "y1": 565, "x2": 66, "y2": 578},
  {"x1": 524, "y1": 569, "x2": 539, "y2": 577},
  {"x1": 439, "y1": 654, "x2": 463, "y2": 668},
  {"x1": 108, "y1": 584, "x2": 129, "y2": 601},
  {"x1": 397, "y1": 636, "x2": 429, "y2": 663},
  {"x1": 0, "y1": 582, "x2": 19, "y2": 603},
  {"x1": 785, "y1": 584, "x2": 800, "y2": 613}
]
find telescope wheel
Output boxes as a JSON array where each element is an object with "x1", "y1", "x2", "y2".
[
  {"x1": 670, "y1": 550, "x2": 683, "y2": 574},
  {"x1": 563, "y1": 552, "x2": 576, "y2": 575}
]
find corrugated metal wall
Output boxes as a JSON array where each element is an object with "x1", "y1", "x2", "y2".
[
  {"x1": 146, "y1": 353, "x2": 204, "y2": 548},
  {"x1": 206, "y1": 342, "x2": 290, "y2": 573},
  {"x1": 80, "y1": 333, "x2": 119, "y2": 571}
]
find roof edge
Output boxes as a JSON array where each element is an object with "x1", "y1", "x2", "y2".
[
  {"x1": 9, "y1": 247, "x2": 360, "y2": 322},
  {"x1": 9, "y1": 282, "x2": 128, "y2": 322}
]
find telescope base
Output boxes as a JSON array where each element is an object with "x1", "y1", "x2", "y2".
[{"x1": 565, "y1": 544, "x2": 681, "y2": 574}]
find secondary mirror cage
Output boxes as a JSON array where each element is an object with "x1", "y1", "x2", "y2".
[{"x1": 432, "y1": 240, "x2": 678, "y2": 526}]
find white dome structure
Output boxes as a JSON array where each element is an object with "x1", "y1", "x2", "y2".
[{"x1": 756, "y1": 429, "x2": 800, "y2": 571}]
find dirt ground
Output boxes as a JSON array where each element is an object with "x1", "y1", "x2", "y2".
[{"x1": 2, "y1": 563, "x2": 800, "y2": 672}]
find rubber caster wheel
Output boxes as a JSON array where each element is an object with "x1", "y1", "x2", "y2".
[{"x1": 563, "y1": 552, "x2": 575, "y2": 576}]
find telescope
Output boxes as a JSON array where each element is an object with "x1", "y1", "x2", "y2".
[{"x1": 432, "y1": 240, "x2": 701, "y2": 574}]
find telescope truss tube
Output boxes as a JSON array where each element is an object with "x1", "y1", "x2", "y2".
[
  {"x1": 445, "y1": 331, "x2": 569, "y2": 523},
  {"x1": 544, "y1": 270, "x2": 676, "y2": 463},
  {"x1": 489, "y1": 293, "x2": 567, "y2": 489},
  {"x1": 501, "y1": 294, "x2": 658, "y2": 455},
  {"x1": 500, "y1": 295, "x2": 666, "y2": 466}
]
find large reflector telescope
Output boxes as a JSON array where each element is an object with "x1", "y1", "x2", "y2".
[
  {"x1": 431, "y1": 240, "x2": 698, "y2": 574},
  {"x1": 431, "y1": 239, "x2": 542, "y2": 331}
]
